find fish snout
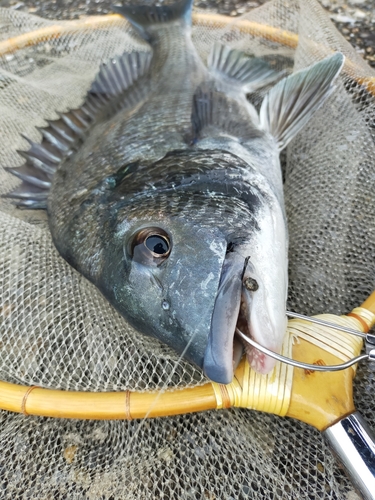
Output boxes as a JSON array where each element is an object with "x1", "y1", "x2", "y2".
[
  {"x1": 203, "y1": 252, "x2": 287, "y2": 384},
  {"x1": 203, "y1": 251, "x2": 246, "y2": 384}
]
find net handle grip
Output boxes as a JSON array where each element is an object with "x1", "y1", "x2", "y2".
[{"x1": 324, "y1": 412, "x2": 375, "y2": 500}]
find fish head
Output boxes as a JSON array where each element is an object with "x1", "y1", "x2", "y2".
[{"x1": 65, "y1": 150, "x2": 287, "y2": 385}]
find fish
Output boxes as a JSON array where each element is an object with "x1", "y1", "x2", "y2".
[{"x1": 4, "y1": 0, "x2": 344, "y2": 384}]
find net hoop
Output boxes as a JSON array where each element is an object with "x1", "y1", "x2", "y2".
[
  {"x1": 1, "y1": 292, "x2": 374, "y2": 429},
  {"x1": 0, "y1": 12, "x2": 374, "y2": 95},
  {"x1": 1, "y1": 10, "x2": 375, "y2": 427}
]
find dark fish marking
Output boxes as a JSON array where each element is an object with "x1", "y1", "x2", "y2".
[
  {"x1": 226, "y1": 242, "x2": 235, "y2": 253},
  {"x1": 110, "y1": 149, "x2": 263, "y2": 230},
  {"x1": 114, "y1": 161, "x2": 141, "y2": 185},
  {"x1": 241, "y1": 256, "x2": 251, "y2": 280},
  {"x1": 244, "y1": 277, "x2": 259, "y2": 292}
]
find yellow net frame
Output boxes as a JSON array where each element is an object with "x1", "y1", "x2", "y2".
[
  {"x1": 0, "y1": 11, "x2": 374, "y2": 431},
  {"x1": 1, "y1": 293, "x2": 374, "y2": 431},
  {"x1": 0, "y1": 12, "x2": 374, "y2": 94}
]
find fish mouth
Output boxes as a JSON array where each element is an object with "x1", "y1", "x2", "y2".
[
  {"x1": 203, "y1": 251, "x2": 248, "y2": 385},
  {"x1": 203, "y1": 251, "x2": 279, "y2": 385}
]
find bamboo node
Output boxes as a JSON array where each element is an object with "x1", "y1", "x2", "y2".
[
  {"x1": 125, "y1": 390, "x2": 132, "y2": 420},
  {"x1": 21, "y1": 385, "x2": 39, "y2": 416},
  {"x1": 348, "y1": 307, "x2": 375, "y2": 332}
]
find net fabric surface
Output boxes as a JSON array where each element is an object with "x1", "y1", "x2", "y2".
[{"x1": 0, "y1": 0, "x2": 374, "y2": 498}]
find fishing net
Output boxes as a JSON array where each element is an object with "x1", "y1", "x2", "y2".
[{"x1": 0, "y1": 0, "x2": 374, "y2": 497}]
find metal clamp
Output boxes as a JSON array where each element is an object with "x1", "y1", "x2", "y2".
[{"x1": 365, "y1": 331, "x2": 375, "y2": 364}]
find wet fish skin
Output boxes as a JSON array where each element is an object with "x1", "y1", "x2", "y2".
[
  {"x1": 51, "y1": 148, "x2": 262, "y2": 369},
  {"x1": 5, "y1": 0, "x2": 344, "y2": 384}
]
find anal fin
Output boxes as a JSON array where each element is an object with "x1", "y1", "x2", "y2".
[{"x1": 208, "y1": 43, "x2": 281, "y2": 93}]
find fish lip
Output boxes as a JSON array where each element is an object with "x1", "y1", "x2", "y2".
[
  {"x1": 203, "y1": 251, "x2": 245, "y2": 385},
  {"x1": 240, "y1": 278, "x2": 287, "y2": 375}
]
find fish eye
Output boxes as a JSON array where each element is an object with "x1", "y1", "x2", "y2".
[
  {"x1": 131, "y1": 227, "x2": 171, "y2": 265},
  {"x1": 145, "y1": 234, "x2": 170, "y2": 256}
]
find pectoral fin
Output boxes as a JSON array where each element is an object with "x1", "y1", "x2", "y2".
[{"x1": 260, "y1": 52, "x2": 344, "y2": 150}]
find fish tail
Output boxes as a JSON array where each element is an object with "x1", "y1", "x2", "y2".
[{"x1": 112, "y1": 0, "x2": 194, "y2": 41}]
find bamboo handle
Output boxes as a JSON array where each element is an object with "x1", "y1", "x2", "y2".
[
  {"x1": 361, "y1": 290, "x2": 375, "y2": 316},
  {"x1": 0, "y1": 380, "x2": 218, "y2": 419}
]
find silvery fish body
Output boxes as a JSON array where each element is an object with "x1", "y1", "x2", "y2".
[{"x1": 6, "y1": 0, "x2": 344, "y2": 384}]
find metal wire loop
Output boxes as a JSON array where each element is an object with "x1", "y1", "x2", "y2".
[
  {"x1": 236, "y1": 327, "x2": 372, "y2": 372},
  {"x1": 285, "y1": 311, "x2": 367, "y2": 338}
]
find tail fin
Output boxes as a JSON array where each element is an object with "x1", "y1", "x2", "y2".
[{"x1": 112, "y1": 0, "x2": 194, "y2": 40}]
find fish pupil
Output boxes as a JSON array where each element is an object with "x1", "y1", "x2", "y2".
[{"x1": 145, "y1": 235, "x2": 169, "y2": 255}]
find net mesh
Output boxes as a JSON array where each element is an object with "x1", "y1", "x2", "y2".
[{"x1": 0, "y1": 0, "x2": 374, "y2": 497}]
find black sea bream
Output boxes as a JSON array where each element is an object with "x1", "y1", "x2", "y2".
[{"x1": 5, "y1": 0, "x2": 344, "y2": 384}]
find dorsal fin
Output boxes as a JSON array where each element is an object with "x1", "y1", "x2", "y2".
[
  {"x1": 4, "y1": 50, "x2": 152, "y2": 209},
  {"x1": 113, "y1": 0, "x2": 193, "y2": 41},
  {"x1": 90, "y1": 51, "x2": 151, "y2": 100},
  {"x1": 191, "y1": 83, "x2": 263, "y2": 143},
  {"x1": 260, "y1": 52, "x2": 344, "y2": 150},
  {"x1": 208, "y1": 43, "x2": 281, "y2": 93}
]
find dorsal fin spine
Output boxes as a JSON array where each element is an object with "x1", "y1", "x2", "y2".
[
  {"x1": 4, "y1": 49, "x2": 152, "y2": 209},
  {"x1": 5, "y1": 167, "x2": 51, "y2": 189},
  {"x1": 37, "y1": 127, "x2": 71, "y2": 152},
  {"x1": 72, "y1": 110, "x2": 90, "y2": 128},
  {"x1": 46, "y1": 121, "x2": 75, "y2": 143},
  {"x1": 17, "y1": 150, "x2": 56, "y2": 176}
]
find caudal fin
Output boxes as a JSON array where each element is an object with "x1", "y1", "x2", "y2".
[
  {"x1": 260, "y1": 52, "x2": 344, "y2": 150},
  {"x1": 112, "y1": 0, "x2": 194, "y2": 40}
]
